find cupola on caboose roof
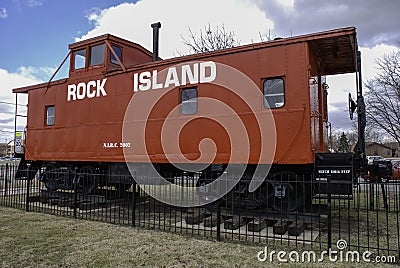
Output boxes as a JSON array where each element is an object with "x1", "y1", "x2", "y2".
[{"x1": 68, "y1": 34, "x2": 156, "y2": 77}]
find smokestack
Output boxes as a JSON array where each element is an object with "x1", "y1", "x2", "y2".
[{"x1": 151, "y1": 22, "x2": 161, "y2": 62}]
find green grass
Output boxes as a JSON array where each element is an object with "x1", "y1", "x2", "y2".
[{"x1": 0, "y1": 207, "x2": 397, "y2": 267}]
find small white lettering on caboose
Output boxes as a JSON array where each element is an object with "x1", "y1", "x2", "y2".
[{"x1": 103, "y1": 142, "x2": 118, "y2": 148}]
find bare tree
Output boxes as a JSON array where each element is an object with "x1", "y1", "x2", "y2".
[
  {"x1": 181, "y1": 24, "x2": 240, "y2": 54},
  {"x1": 365, "y1": 50, "x2": 400, "y2": 145},
  {"x1": 351, "y1": 118, "x2": 386, "y2": 144},
  {"x1": 259, "y1": 29, "x2": 277, "y2": 42}
]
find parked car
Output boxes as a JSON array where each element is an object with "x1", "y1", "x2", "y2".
[
  {"x1": 364, "y1": 156, "x2": 393, "y2": 181},
  {"x1": 367, "y1": 155, "x2": 384, "y2": 165}
]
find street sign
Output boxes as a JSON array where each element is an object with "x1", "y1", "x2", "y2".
[{"x1": 14, "y1": 132, "x2": 23, "y2": 154}]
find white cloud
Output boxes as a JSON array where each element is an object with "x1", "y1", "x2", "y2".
[
  {"x1": 273, "y1": 0, "x2": 294, "y2": 11},
  {"x1": 0, "y1": 8, "x2": 7, "y2": 19},
  {"x1": 251, "y1": 0, "x2": 400, "y2": 47},
  {"x1": 0, "y1": 67, "x2": 42, "y2": 104},
  {"x1": 85, "y1": 7, "x2": 104, "y2": 26},
  {"x1": 16, "y1": 66, "x2": 56, "y2": 82},
  {"x1": 359, "y1": 44, "x2": 398, "y2": 81},
  {"x1": 77, "y1": 0, "x2": 273, "y2": 58}
]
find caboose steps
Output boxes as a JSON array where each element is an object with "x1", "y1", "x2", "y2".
[
  {"x1": 272, "y1": 220, "x2": 290, "y2": 235},
  {"x1": 288, "y1": 221, "x2": 306, "y2": 236},
  {"x1": 184, "y1": 208, "x2": 205, "y2": 225},
  {"x1": 223, "y1": 216, "x2": 248, "y2": 230},
  {"x1": 180, "y1": 215, "x2": 319, "y2": 241},
  {"x1": 247, "y1": 219, "x2": 267, "y2": 232}
]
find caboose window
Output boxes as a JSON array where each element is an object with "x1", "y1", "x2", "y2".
[
  {"x1": 46, "y1": 106, "x2": 55, "y2": 126},
  {"x1": 74, "y1": 49, "x2": 86, "y2": 69},
  {"x1": 89, "y1": 44, "x2": 105, "y2": 66},
  {"x1": 263, "y1": 78, "x2": 285, "y2": 108},
  {"x1": 181, "y1": 87, "x2": 197, "y2": 115},
  {"x1": 110, "y1": 45, "x2": 122, "y2": 65}
]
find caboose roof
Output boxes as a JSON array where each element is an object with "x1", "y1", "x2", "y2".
[
  {"x1": 173, "y1": 27, "x2": 357, "y2": 75},
  {"x1": 120, "y1": 26, "x2": 357, "y2": 76},
  {"x1": 305, "y1": 27, "x2": 357, "y2": 75},
  {"x1": 13, "y1": 27, "x2": 357, "y2": 93}
]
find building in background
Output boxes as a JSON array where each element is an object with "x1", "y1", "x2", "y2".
[
  {"x1": 0, "y1": 143, "x2": 7, "y2": 156},
  {"x1": 366, "y1": 142, "x2": 400, "y2": 158}
]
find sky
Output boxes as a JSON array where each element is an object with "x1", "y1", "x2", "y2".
[{"x1": 0, "y1": 0, "x2": 399, "y2": 143}]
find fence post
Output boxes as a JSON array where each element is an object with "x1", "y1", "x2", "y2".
[
  {"x1": 216, "y1": 200, "x2": 221, "y2": 242},
  {"x1": 0, "y1": 165, "x2": 2, "y2": 204},
  {"x1": 73, "y1": 167, "x2": 78, "y2": 219},
  {"x1": 132, "y1": 181, "x2": 136, "y2": 227},
  {"x1": 4, "y1": 163, "x2": 8, "y2": 204},
  {"x1": 369, "y1": 181, "x2": 375, "y2": 211},
  {"x1": 25, "y1": 174, "x2": 30, "y2": 212},
  {"x1": 327, "y1": 174, "x2": 332, "y2": 252},
  {"x1": 379, "y1": 179, "x2": 388, "y2": 211}
]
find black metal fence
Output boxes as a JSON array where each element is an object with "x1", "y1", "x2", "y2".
[{"x1": 1, "y1": 162, "x2": 399, "y2": 263}]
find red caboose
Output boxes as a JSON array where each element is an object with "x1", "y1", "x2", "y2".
[{"x1": 13, "y1": 24, "x2": 365, "y2": 210}]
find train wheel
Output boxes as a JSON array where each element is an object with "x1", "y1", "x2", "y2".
[
  {"x1": 77, "y1": 166, "x2": 98, "y2": 195},
  {"x1": 197, "y1": 179, "x2": 212, "y2": 204},
  {"x1": 196, "y1": 175, "x2": 220, "y2": 205},
  {"x1": 268, "y1": 171, "x2": 306, "y2": 212},
  {"x1": 254, "y1": 182, "x2": 273, "y2": 207},
  {"x1": 41, "y1": 164, "x2": 66, "y2": 192}
]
